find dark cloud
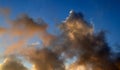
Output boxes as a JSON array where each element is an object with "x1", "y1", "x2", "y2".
[
  {"x1": 56, "y1": 11, "x2": 119, "y2": 70},
  {"x1": 0, "y1": 57, "x2": 28, "y2": 70},
  {"x1": 22, "y1": 47, "x2": 65, "y2": 70}
]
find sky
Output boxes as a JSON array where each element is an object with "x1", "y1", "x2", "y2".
[{"x1": 0, "y1": 0, "x2": 120, "y2": 70}]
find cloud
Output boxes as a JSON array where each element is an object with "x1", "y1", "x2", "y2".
[
  {"x1": 58, "y1": 10, "x2": 120, "y2": 70},
  {"x1": 22, "y1": 48, "x2": 65, "y2": 70},
  {"x1": 0, "y1": 9, "x2": 119, "y2": 70},
  {"x1": 0, "y1": 14, "x2": 55, "y2": 55},
  {"x1": 0, "y1": 57, "x2": 28, "y2": 70}
]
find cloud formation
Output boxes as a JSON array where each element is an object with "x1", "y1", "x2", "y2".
[
  {"x1": 0, "y1": 9, "x2": 119, "y2": 70},
  {"x1": 56, "y1": 10, "x2": 120, "y2": 70},
  {"x1": 0, "y1": 14, "x2": 55, "y2": 55},
  {"x1": 23, "y1": 48, "x2": 64, "y2": 70},
  {"x1": 0, "y1": 57, "x2": 27, "y2": 70}
]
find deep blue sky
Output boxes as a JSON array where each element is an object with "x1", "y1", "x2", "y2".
[{"x1": 0, "y1": 0, "x2": 120, "y2": 51}]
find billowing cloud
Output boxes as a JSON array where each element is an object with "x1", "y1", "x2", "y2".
[
  {"x1": 0, "y1": 57, "x2": 28, "y2": 70},
  {"x1": 0, "y1": 14, "x2": 55, "y2": 55},
  {"x1": 57, "y1": 10, "x2": 120, "y2": 70},
  {"x1": 22, "y1": 47, "x2": 65, "y2": 70},
  {"x1": 0, "y1": 9, "x2": 119, "y2": 70}
]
